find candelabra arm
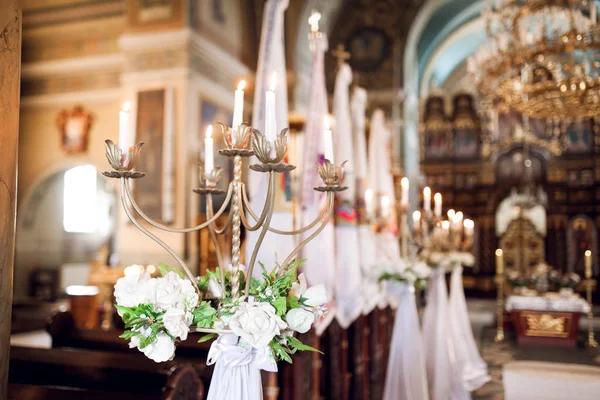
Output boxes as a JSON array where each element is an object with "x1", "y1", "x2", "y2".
[
  {"x1": 206, "y1": 194, "x2": 226, "y2": 293},
  {"x1": 241, "y1": 182, "x2": 329, "y2": 235},
  {"x1": 120, "y1": 179, "x2": 201, "y2": 295},
  {"x1": 244, "y1": 172, "x2": 277, "y2": 295},
  {"x1": 212, "y1": 210, "x2": 233, "y2": 235},
  {"x1": 238, "y1": 174, "x2": 275, "y2": 232},
  {"x1": 123, "y1": 179, "x2": 234, "y2": 233},
  {"x1": 277, "y1": 193, "x2": 334, "y2": 276}
]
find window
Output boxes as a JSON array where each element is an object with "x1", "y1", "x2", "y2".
[{"x1": 63, "y1": 165, "x2": 97, "y2": 233}]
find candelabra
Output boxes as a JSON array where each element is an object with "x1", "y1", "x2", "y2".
[
  {"x1": 103, "y1": 123, "x2": 347, "y2": 334},
  {"x1": 585, "y1": 278, "x2": 598, "y2": 348}
]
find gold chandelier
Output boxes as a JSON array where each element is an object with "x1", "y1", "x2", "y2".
[{"x1": 470, "y1": 0, "x2": 600, "y2": 119}]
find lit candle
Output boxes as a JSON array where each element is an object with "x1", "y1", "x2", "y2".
[
  {"x1": 205, "y1": 125, "x2": 214, "y2": 176},
  {"x1": 401, "y1": 177, "x2": 409, "y2": 206},
  {"x1": 308, "y1": 11, "x2": 321, "y2": 33},
  {"x1": 495, "y1": 249, "x2": 504, "y2": 275},
  {"x1": 365, "y1": 188, "x2": 374, "y2": 217},
  {"x1": 381, "y1": 196, "x2": 391, "y2": 220},
  {"x1": 265, "y1": 72, "x2": 277, "y2": 143},
  {"x1": 453, "y1": 211, "x2": 464, "y2": 231},
  {"x1": 323, "y1": 115, "x2": 334, "y2": 163},
  {"x1": 434, "y1": 193, "x2": 442, "y2": 217},
  {"x1": 119, "y1": 101, "x2": 131, "y2": 152},
  {"x1": 413, "y1": 210, "x2": 421, "y2": 229},
  {"x1": 423, "y1": 187, "x2": 431, "y2": 213},
  {"x1": 447, "y1": 209, "x2": 456, "y2": 221},
  {"x1": 441, "y1": 220, "x2": 450, "y2": 237},
  {"x1": 463, "y1": 219, "x2": 474, "y2": 237},
  {"x1": 232, "y1": 80, "x2": 246, "y2": 135},
  {"x1": 585, "y1": 250, "x2": 593, "y2": 279}
]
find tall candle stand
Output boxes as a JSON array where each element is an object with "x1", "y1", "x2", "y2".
[
  {"x1": 103, "y1": 124, "x2": 347, "y2": 324},
  {"x1": 495, "y1": 274, "x2": 505, "y2": 342},
  {"x1": 585, "y1": 278, "x2": 598, "y2": 348}
]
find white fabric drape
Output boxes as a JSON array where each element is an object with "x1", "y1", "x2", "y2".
[
  {"x1": 247, "y1": 0, "x2": 294, "y2": 277},
  {"x1": 368, "y1": 110, "x2": 401, "y2": 309},
  {"x1": 332, "y1": 63, "x2": 362, "y2": 328},
  {"x1": 449, "y1": 266, "x2": 490, "y2": 392},
  {"x1": 351, "y1": 87, "x2": 379, "y2": 315},
  {"x1": 206, "y1": 334, "x2": 277, "y2": 400},
  {"x1": 423, "y1": 267, "x2": 471, "y2": 400},
  {"x1": 299, "y1": 33, "x2": 336, "y2": 335},
  {"x1": 383, "y1": 282, "x2": 430, "y2": 400}
]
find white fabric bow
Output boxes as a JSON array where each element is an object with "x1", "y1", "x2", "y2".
[{"x1": 206, "y1": 334, "x2": 277, "y2": 400}]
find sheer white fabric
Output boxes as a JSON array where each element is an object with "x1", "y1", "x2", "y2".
[
  {"x1": 298, "y1": 32, "x2": 336, "y2": 336},
  {"x1": 449, "y1": 266, "x2": 490, "y2": 392},
  {"x1": 247, "y1": 0, "x2": 293, "y2": 277},
  {"x1": 206, "y1": 334, "x2": 277, "y2": 400},
  {"x1": 423, "y1": 267, "x2": 471, "y2": 400},
  {"x1": 383, "y1": 282, "x2": 429, "y2": 400},
  {"x1": 506, "y1": 295, "x2": 591, "y2": 313},
  {"x1": 332, "y1": 63, "x2": 362, "y2": 329}
]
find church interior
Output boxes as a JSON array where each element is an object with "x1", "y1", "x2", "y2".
[{"x1": 3, "y1": 0, "x2": 600, "y2": 399}]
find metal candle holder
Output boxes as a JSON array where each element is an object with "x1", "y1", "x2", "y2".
[
  {"x1": 495, "y1": 273, "x2": 505, "y2": 342},
  {"x1": 103, "y1": 123, "x2": 346, "y2": 334},
  {"x1": 585, "y1": 278, "x2": 598, "y2": 348}
]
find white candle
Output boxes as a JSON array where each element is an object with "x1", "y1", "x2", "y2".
[
  {"x1": 585, "y1": 250, "x2": 593, "y2": 279},
  {"x1": 381, "y1": 196, "x2": 391, "y2": 220},
  {"x1": 204, "y1": 125, "x2": 214, "y2": 176},
  {"x1": 453, "y1": 211, "x2": 464, "y2": 231},
  {"x1": 119, "y1": 101, "x2": 131, "y2": 152},
  {"x1": 423, "y1": 187, "x2": 431, "y2": 213},
  {"x1": 365, "y1": 188, "x2": 374, "y2": 217},
  {"x1": 464, "y1": 219, "x2": 474, "y2": 237},
  {"x1": 434, "y1": 193, "x2": 442, "y2": 217},
  {"x1": 441, "y1": 220, "x2": 450, "y2": 236},
  {"x1": 413, "y1": 210, "x2": 421, "y2": 228},
  {"x1": 401, "y1": 177, "x2": 409, "y2": 206},
  {"x1": 496, "y1": 249, "x2": 504, "y2": 275},
  {"x1": 323, "y1": 115, "x2": 334, "y2": 163},
  {"x1": 447, "y1": 209, "x2": 455, "y2": 221},
  {"x1": 232, "y1": 80, "x2": 246, "y2": 135},
  {"x1": 265, "y1": 72, "x2": 277, "y2": 143}
]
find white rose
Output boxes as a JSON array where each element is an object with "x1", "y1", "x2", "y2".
[
  {"x1": 154, "y1": 272, "x2": 199, "y2": 311},
  {"x1": 207, "y1": 276, "x2": 223, "y2": 298},
  {"x1": 412, "y1": 262, "x2": 432, "y2": 279},
  {"x1": 141, "y1": 332, "x2": 176, "y2": 363},
  {"x1": 286, "y1": 308, "x2": 315, "y2": 333},
  {"x1": 301, "y1": 284, "x2": 327, "y2": 307},
  {"x1": 290, "y1": 273, "x2": 308, "y2": 298},
  {"x1": 114, "y1": 265, "x2": 151, "y2": 308},
  {"x1": 229, "y1": 302, "x2": 287, "y2": 348},
  {"x1": 163, "y1": 308, "x2": 193, "y2": 340}
]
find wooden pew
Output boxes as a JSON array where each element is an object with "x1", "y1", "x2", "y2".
[{"x1": 9, "y1": 346, "x2": 204, "y2": 399}]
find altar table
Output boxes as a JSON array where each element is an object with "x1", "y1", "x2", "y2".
[{"x1": 506, "y1": 295, "x2": 591, "y2": 348}]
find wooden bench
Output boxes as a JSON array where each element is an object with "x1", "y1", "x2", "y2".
[{"x1": 9, "y1": 346, "x2": 204, "y2": 399}]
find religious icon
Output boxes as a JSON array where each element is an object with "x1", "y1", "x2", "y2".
[
  {"x1": 565, "y1": 119, "x2": 593, "y2": 153},
  {"x1": 56, "y1": 105, "x2": 94, "y2": 154},
  {"x1": 452, "y1": 94, "x2": 479, "y2": 159},
  {"x1": 347, "y1": 27, "x2": 390, "y2": 72}
]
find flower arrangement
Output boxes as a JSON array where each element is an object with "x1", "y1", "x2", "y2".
[
  {"x1": 379, "y1": 260, "x2": 432, "y2": 290},
  {"x1": 114, "y1": 261, "x2": 327, "y2": 364},
  {"x1": 422, "y1": 250, "x2": 475, "y2": 269},
  {"x1": 506, "y1": 270, "x2": 531, "y2": 288},
  {"x1": 559, "y1": 272, "x2": 581, "y2": 289}
]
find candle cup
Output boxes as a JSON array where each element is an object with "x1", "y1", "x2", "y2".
[{"x1": 102, "y1": 140, "x2": 146, "y2": 179}]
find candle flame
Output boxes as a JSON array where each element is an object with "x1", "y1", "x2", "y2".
[
  {"x1": 441, "y1": 220, "x2": 450, "y2": 230},
  {"x1": 585, "y1": 250, "x2": 592, "y2": 257},
  {"x1": 206, "y1": 125, "x2": 213, "y2": 139},
  {"x1": 423, "y1": 186, "x2": 431, "y2": 196},
  {"x1": 122, "y1": 101, "x2": 131, "y2": 112},
  {"x1": 401, "y1": 177, "x2": 409, "y2": 188},
  {"x1": 237, "y1": 80, "x2": 246, "y2": 90},
  {"x1": 454, "y1": 211, "x2": 464, "y2": 222},
  {"x1": 270, "y1": 72, "x2": 277, "y2": 91},
  {"x1": 413, "y1": 210, "x2": 421, "y2": 220},
  {"x1": 447, "y1": 209, "x2": 455, "y2": 219},
  {"x1": 463, "y1": 219, "x2": 474, "y2": 229},
  {"x1": 434, "y1": 192, "x2": 442, "y2": 201},
  {"x1": 495, "y1": 249, "x2": 503, "y2": 257},
  {"x1": 308, "y1": 11, "x2": 321, "y2": 32}
]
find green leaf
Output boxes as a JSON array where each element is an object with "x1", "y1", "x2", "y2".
[
  {"x1": 158, "y1": 263, "x2": 186, "y2": 278},
  {"x1": 287, "y1": 336, "x2": 323, "y2": 354},
  {"x1": 287, "y1": 295, "x2": 300, "y2": 309},
  {"x1": 119, "y1": 330, "x2": 140, "y2": 340},
  {"x1": 193, "y1": 301, "x2": 218, "y2": 328},
  {"x1": 271, "y1": 341, "x2": 293, "y2": 364},
  {"x1": 272, "y1": 296, "x2": 287, "y2": 316},
  {"x1": 197, "y1": 333, "x2": 218, "y2": 343}
]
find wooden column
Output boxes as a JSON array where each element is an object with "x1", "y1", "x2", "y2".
[{"x1": 0, "y1": 1, "x2": 22, "y2": 396}]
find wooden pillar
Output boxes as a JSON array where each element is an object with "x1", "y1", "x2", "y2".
[{"x1": 0, "y1": 1, "x2": 22, "y2": 396}]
